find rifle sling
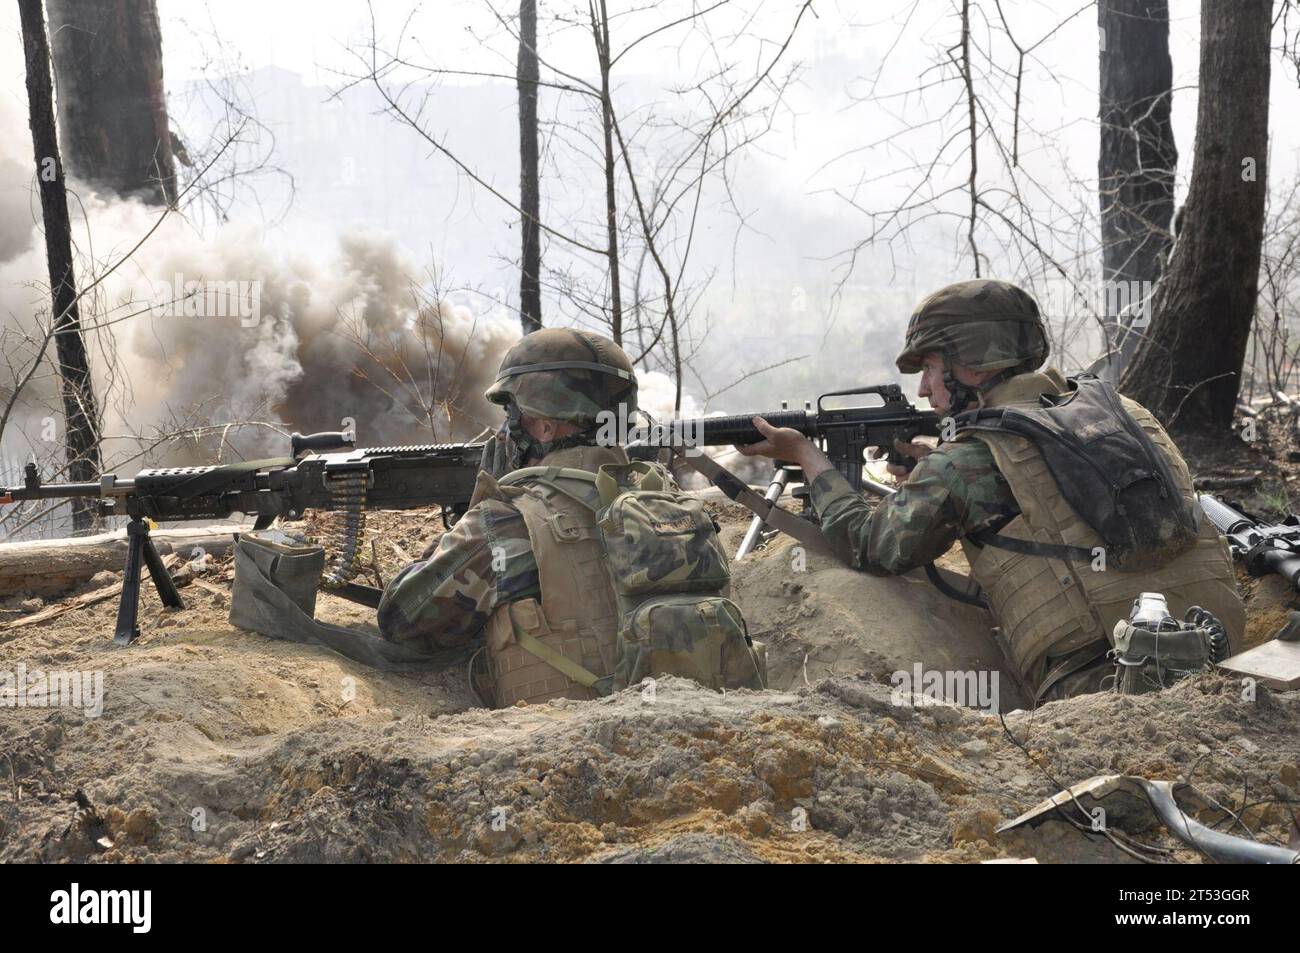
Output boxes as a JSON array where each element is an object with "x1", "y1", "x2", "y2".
[{"x1": 675, "y1": 450, "x2": 834, "y2": 557}]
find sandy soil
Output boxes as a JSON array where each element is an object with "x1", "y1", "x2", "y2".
[{"x1": 1, "y1": 502, "x2": 1297, "y2": 863}]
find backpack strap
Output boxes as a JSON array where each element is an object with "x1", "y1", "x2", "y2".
[
  {"x1": 499, "y1": 465, "x2": 600, "y2": 488},
  {"x1": 500, "y1": 466, "x2": 602, "y2": 519}
]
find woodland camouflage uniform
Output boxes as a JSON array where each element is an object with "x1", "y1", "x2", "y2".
[
  {"x1": 811, "y1": 279, "x2": 1244, "y2": 702},
  {"x1": 810, "y1": 281, "x2": 1045, "y2": 577},
  {"x1": 377, "y1": 328, "x2": 635, "y2": 656},
  {"x1": 378, "y1": 328, "x2": 762, "y2": 705}
]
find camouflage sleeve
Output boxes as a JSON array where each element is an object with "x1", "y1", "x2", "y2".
[
  {"x1": 808, "y1": 441, "x2": 1019, "y2": 575},
  {"x1": 376, "y1": 499, "x2": 539, "y2": 651}
]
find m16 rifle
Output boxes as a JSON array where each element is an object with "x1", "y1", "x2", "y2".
[
  {"x1": 1, "y1": 432, "x2": 484, "y2": 645},
  {"x1": 629, "y1": 384, "x2": 940, "y2": 558},
  {"x1": 1199, "y1": 494, "x2": 1300, "y2": 590}
]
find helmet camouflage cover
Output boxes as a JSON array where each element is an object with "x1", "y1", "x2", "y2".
[
  {"x1": 895, "y1": 279, "x2": 1050, "y2": 374},
  {"x1": 485, "y1": 328, "x2": 637, "y2": 424}
]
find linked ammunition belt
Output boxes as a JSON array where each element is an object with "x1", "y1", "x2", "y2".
[{"x1": 321, "y1": 470, "x2": 368, "y2": 587}]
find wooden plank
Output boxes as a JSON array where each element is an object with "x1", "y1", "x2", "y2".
[{"x1": 1218, "y1": 640, "x2": 1300, "y2": 691}]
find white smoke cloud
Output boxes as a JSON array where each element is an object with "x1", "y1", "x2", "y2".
[
  {"x1": 0, "y1": 97, "x2": 517, "y2": 476},
  {"x1": 0, "y1": 96, "x2": 723, "y2": 497}
]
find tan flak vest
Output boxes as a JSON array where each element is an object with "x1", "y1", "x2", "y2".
[
  {"x1": 470, "y1": 445, "x2": 627, "y2": 707},
  {"x1": 957, "y1": 369, "x2": 1246, "y2": 700}
]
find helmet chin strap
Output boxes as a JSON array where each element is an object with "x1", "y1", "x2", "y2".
[
  {"x1": 942, "y1": 360, "x2": 1019, "y2": 413},
  {"x1": 504, "y1": 403, "x2": 598, "y2": 468}
]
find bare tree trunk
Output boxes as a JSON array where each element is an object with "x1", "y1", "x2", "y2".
[
  {"x1": 592, "y1": 0, "x2": 623, "y2": 343},
  {"x1": 18, "y1": 0, "x2": 103, "y2": 533},
  {"x1": 1120, "y1": 0, "x2": 1272, "y2": 432},
  {"x1": 517, "y1": 0, "x2": 543, "y2": 334},
  {"x1": 46, "y1": 0, "x2": 176, "y2": 206},
  {"x1": 1098, "y1": 0, "x2": 1177, "y2": 380}
]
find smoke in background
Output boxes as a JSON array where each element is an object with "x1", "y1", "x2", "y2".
[{"x1": 0, "y1": 101, "x2": 696, "y2": 486}]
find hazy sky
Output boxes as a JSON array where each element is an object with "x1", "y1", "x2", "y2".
[
  {"x1": 4, "y1": 1, "x2": 1299, "y2": 284},
  {"x1": 2, "y1": 0, "x2": 1299, "y2": 401}
]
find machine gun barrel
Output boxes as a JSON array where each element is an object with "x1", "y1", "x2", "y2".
[
  {"x1": 2, "y1": 479, "x2": 102, "y2": 502},
  {"x1": 1, "y1": 431, "x2": 488, "y2": 645},
  {"x1": 0, "y1": 460, "x2": 138, "y2": 505}
]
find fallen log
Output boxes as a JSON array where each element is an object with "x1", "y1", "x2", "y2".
[
  {"x1": 1, "y1": 554, "x2": 180, "y2": 635},
  {"x1": 0, "y1": 524, "x2": 248, "y2": 599}
]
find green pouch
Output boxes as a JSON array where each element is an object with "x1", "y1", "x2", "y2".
[
  {"x1": 613, "y1": 594, "x2": 765, "y2": 691},
  {"x1": 596, "y1": 465, "x2": 731, "y2": 596},
  {"x1": 596, "y1": 461, "x2": 765, "y2": 693}
]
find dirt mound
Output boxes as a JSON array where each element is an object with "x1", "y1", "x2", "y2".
[
  {"x1": 1, "y1": 505, "x2": 1297, "y2": 863},
  {"x1": 3, "y1": 660, "x2": 1296, "y2": 863},
  {"x1": 721, "y1": 527, "x2": 1028, "y2": 710}
]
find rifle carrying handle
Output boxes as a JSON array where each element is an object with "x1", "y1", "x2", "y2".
[{"x1": 291, "y1": 431, "x2": 355, "y2": 456}]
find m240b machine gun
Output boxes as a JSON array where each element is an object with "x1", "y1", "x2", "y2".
[
  {"x1": 2, "y1": 432, "x2": 484, "y2": 645},
  {"x1": 630, "y1": 384, "x2": 940, "y2": 557}
]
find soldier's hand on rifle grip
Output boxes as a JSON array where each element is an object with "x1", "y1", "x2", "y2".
[{"x1": 885, "y1": 438, "x2": 933, "y2": 478}]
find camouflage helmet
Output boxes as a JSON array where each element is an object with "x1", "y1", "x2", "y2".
[
  {"x1": 895, "y1": 279, "x2": 1049, "y2": 374},
  {"x1": 485, "y1": 328, "x2": 637, "y2": 424}
]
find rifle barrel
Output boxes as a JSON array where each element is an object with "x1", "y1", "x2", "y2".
[
  {"x1": 633, "y1": 407, "x2": 943, "y2": 449},
  {"x1": 638, "y1": 409, "x2": 813, "y2": 447}
]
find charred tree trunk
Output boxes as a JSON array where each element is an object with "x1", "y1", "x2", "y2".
[
  {"x1": 518, "y1": 0, "x2": 542, "y2": 334},
  {"x1": 1119, "y1": 0, "x2": 1272, "y2": 432},
  {"x1": 45, "y1": 0, "x2": 175, "y2": 205},
  {"x1": 18, "y1": 0, "x2": 103, "y2": 533},
  {"x1": 592, "y1": 0, "x2": 623, "y2": 343},
  {"x1": 1097, "y1": 0, "x2": 1177, "y2": 380}
]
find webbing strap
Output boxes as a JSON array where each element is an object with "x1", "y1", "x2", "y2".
[
  {"x1": 499, "y1": 466, "x2": 598, "y2": 487},
  {"x1": 968, "y1": 528, "x2": 1095, "y2": 563},
  {"x1": 924, "y1": 563, "x2": 988, "y2": 609},
  {"x1": 860, "y1": 476, "x2": 987, "y2": 608},
  {"x1": 513, "y1": 631, "x2": 602, "y2": 688}
]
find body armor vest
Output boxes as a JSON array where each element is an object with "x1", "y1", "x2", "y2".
[
  {"x1": 957, "y1": 371, "x2": 1245, "y2": 699},
  {"x1": 480, "y1": 445, "x2": 626, "y2": 706}
]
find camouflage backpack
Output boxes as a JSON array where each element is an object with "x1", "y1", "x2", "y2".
[{"x1": 593, "y1": 461, "x2": 767, "y2": 692}]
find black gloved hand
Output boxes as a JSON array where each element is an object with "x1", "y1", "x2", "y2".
[{"x1": 479, "y1": 425, "x2": 516, "y2": 478}]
